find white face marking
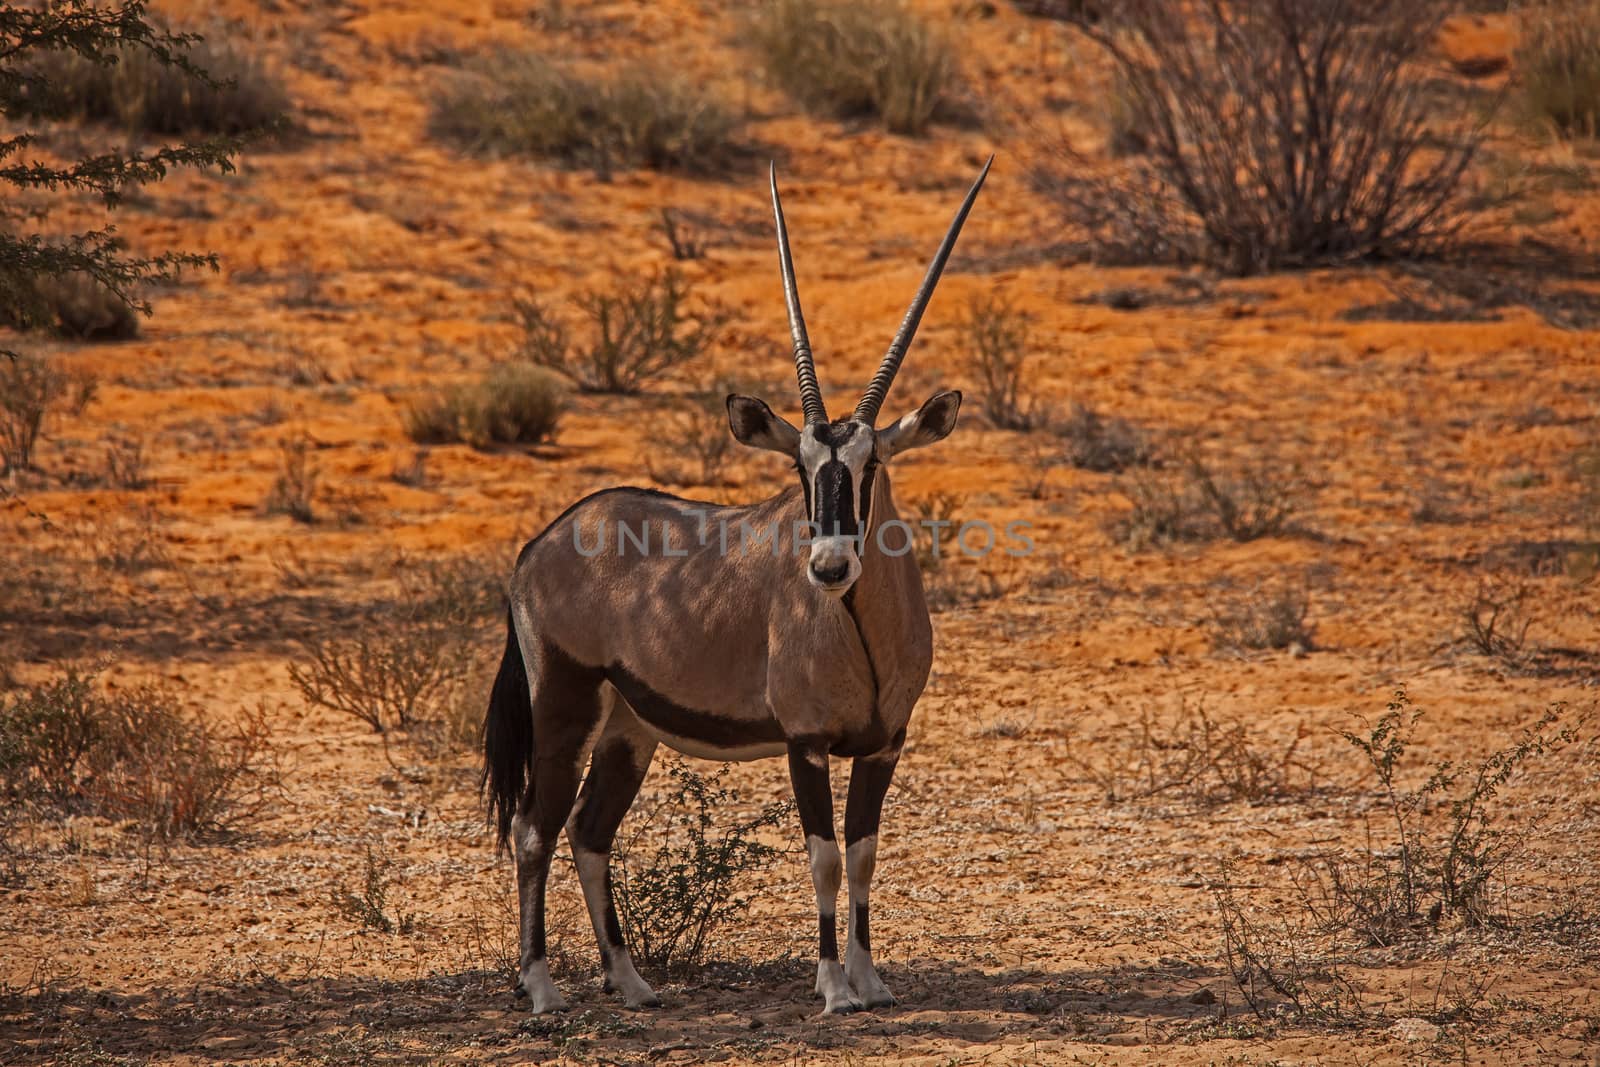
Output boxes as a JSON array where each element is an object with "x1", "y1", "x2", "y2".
[{"x1": 798, "y1": 423, "x2": 878, "y2": 595}]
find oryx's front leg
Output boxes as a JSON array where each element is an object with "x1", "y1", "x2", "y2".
[
  {"x1": 842, "y1": 733, "x2": 903, "y2": 1009},
  {"x1": 787, "y1": 743, "x2": 860, "y2": 1014}
]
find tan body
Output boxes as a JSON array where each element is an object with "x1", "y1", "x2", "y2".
[{"x1": 513, "y1": 476, "x2": 930, "y2": 761}]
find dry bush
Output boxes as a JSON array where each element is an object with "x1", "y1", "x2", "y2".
[
  {"x1": 289, "y1": 556, "x2": 503, "y2": 736},
  {"x1": 404, "y1": 364, "x2": 568, "y2": 449},
  {"x1": 1056, "y1": 403, "x2": 1150, "y2": 472},
  {"x1": 614, "y1": 761, "x2": 790, "y2": 975},
  {"x1": 3, "y1": 274, "x2": 140, "y2": 341},
  {"x1": 1035, "y1": 0, "x2": 1486, "y2": 273},
  {"x1": 0, "y1": 666, "x2": 274, "y2": 841},
  {"x1": 103, "y1": 433, "x2": 149, "y2": 489},
  {"x1": 656, "y1": 209, "x2": 706, "y2": 261},
  {"x1": 429, "y1": 51, "x2": 740, "y2": 173},
  {"x1": 751, "y1": 0, "x2": 962, "y2": 135},
  {"x1": 0, "y1": 354, "x2": 95, "y2": 472},
  {"x1": 1516, "y1": 2, "x2": 1600, "y2": 139},
  {"x1": 959, "y1": 292, "x2": 1045, "y2": 431},
  {"x1": 1299, "y1": 690, "x2": 1574, "y2": 944},
  {"x1": 22, "y1": 24, "x2": 288, "y2": 135},
  {"x1": 1458, "y1": 575, "x2": 1534, "y2": 667},
  {"x1": 1214, "y1": 867, "x2": 1366, "y2": 1022},
  {"x1": 262, "y1": 433, "x2": 318, "y2": 523},
  {"x1": 1068, "y1": 701, "x2": 1320, "y2": 807},
  {"x1": 1211, "y1": 582, "x2": 1314, "y2": 652},
  {"x1": 1112, "y1": 446, "x2": 1306, "y2": 549},
  {"x1": 517, "y1": 269, "x2": 727, "y2": 394},
  {"x1": 642, "y1": 389, "x2": 736, "y2": 488}
]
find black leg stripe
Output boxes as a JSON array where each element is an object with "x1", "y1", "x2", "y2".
[
  {"x1": 819, "y1": 910, "x2": 838, "y2": 961},
  {"x1": 854, "y1": 902, "x2": 870, "y2": 953}
]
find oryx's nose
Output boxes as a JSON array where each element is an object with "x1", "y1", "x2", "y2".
[{"x1": 810, "y1": 560, "x2": 850, "y2": 586}]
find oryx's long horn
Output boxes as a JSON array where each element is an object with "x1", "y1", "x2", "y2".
[
  {"x1": 770, "y1": 162, "x2": 827, "y2": 425},
  {"x1": 854, "y1": 155, "x2": 993, "y2": 426}
]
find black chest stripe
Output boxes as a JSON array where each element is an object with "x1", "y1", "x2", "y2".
[{"x1": 606, "y1": 663, "x2": 784, "y2": 747}]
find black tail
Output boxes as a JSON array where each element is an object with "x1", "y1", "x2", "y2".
[{"x1": 483, "y1": 606, "x2": 533, "y2": 852}]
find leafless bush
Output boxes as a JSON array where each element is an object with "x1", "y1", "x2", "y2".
[
  {"x1": 1211, "y1": 582, "x2": 1314, "y2": 652},
  {"x1": 1458, "y1": 575, "x2": 1534, "y2": 666},
  {"x1": 289, "y1": 556, "x2": 503, "y2": 736},
  {"x1": 959, "y1": 292, "x2": 1044, "y2": 431},
  {"x1": 0, "y1": 666, "x2": 275, "y2": 841},
  {"x1": 1516, "y1": 2, "x2": 1600, "y2": 139},
  {"x1": 430, "y1": 51, "x2": 741, "y2": 173},
  {"x1": 262, "y1": 433, "x2": 318, "y2": 523},
  {"x1": 517, "y1": 269, "x2": 728, "y2": 394},
  {"x1": 905, "y1": 492, "x2": 1005, "y2": 612},
  {"x1": 642, "y1": 386, "x2": 737, "y2": 487},
  {"x1": 0, "y1": 355, "x2": 94, "y2": 472},
  {"x1": 1067, "y1": 700, "x2": 1320, "y2": 807},
  {"x1": 4, "y1": 274, "x2": 140, "y2": 340},
  {"x1": 1112, "y1": 446, "x2": 1306, "y2": 549},
  {"x1": 103, "y1": 434, "x2": 149, "y2": 489},
  {"x1": 1034, "y1": 0, "x2": 1486, "y2": 273},
  {"x1": 751, "y1": 0, "x2": 962, "y2": 135},
  {"x1": 657, "y1": 210, "x2": 706, "y2": 261},
  {"x1": 1057, "y1": 403, "x2": 1150, "y2": 472}
]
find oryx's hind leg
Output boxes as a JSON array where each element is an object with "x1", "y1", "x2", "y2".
[
  {"x1": 568, "y1": 689, "x2": 660, "y2": 1008},
  {"x1": 843, "y1": 732, "x2": 904, "y2": 1009},
  {"x1": 787, "y1": 742, "x2": 861, "y2": 1014},
  {"x1": 512, "y1": 640, "x2": 607, "y2": 1013}
]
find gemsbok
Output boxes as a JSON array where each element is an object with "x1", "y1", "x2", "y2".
[{"x1": 483, "y1": 157, "x2": 992, "y2": 1014}]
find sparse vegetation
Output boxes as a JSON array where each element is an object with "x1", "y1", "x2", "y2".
[
  {"x1": 429, "y1": 50, "x2": 741, "y2": 173},
  {"x1": 959, "y1": 292, "x2": 1044, "y2": 431},
  {"x1": 1211, "y1": 583, "x2": 1314, "y2": 652},
  {"x1": 403, "y1": 363, "x2": 568, "y2": 449},
  {"x1": 1459, "y1": 575, "x2": 1534, "y2": 667},
  {"x1": 5, "y1": 274, "x2": 141, "y2": 341},
  {"x1": 750, "y1": 0, "x2": 961, "y2": 136},
  {"x1": 1067, "y1": 701, "x2": 1320, "y2": 807},
  {"x1": 103, "y1": 434, "x2": 149, "y2": 490},
  {"x1": 1113, "y1": 446, "x2": 1306, "y2": 549},
  {"x1": 517, "y1": 269, "x2": 727, "y2": 394},
  {"x1": 614, "y1": 762, "x2": 790, "y2": 975},
  {"x1": 0, "y1": 354, "x2": 94, "y2": 472},
  {"x1": 0, "y1": 666, "x2": 274, "y2": 841},
  {"x1": 642, "y1": 390, "x2": 736, "y2": 487},
  {"x1": 262, "y1": 433, "x2": 319, "y2": 523},
  {"x1": 1057, "y1": 403, "x2": 1150, "y2": 473},
  {"x1": 288, "y1": 556, "x2": 503, "y2": 736},
  {"x1": 331, "y1": 843, "x2": 415, "y2": 935},
  {"x1": 1516, "y1": 2, "x2": 1600, "y2": 139},
  {"x1": 1036, "y1": 0, "x2": 1487, "y2": 272}
]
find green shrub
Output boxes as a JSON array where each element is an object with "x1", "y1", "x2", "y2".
[
  {"x1": 429, "y1": 51, "x2": 740, "y2": 173},
  {"x1": 614, "y1": 762, "x2": 790, "y2": 974},
  {"x1": 21, "y1": 26, "x2": 289, "y2": 135},
  {"x1": 0, "y1": 666, "x2": 273, "y2": 840},
  {"x1": 751, "y1": 0, "x2": 961, "y2": 135},
  {"x1": 518, "y1": 270, "x2": 726, "y2": 394},
  {"x1": 1516, "y1": 2, "x2": 1600, "y2": 138},
  {"x1": 404, "y1": 363, "x2": 568, "y2": 448}
]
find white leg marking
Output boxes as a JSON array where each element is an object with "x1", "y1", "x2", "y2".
[
  {"x1": 573, "y1": 847, "x2": 659, "y2": 1008},
  {"x1": 844, "y1": 835, "x2": 894, "y2": 1008},
  {"x1": 518, "y1": 957, "x2": 566, "y2": 1014},
  {"x1": 807, "y1": 834, "x2": 860, "y2": 1014}
]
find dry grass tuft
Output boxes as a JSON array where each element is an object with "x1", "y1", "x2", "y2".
[
  {"x1": 1516, "y1": 2, "x2": 1600, "y2": 139},
  {"x1": 750, "y1": 0, "x2": 962, "y2": 136},
  {"x1": 404, "y1": 363, "x2": 567, "y2": 450},
  {"x1": 430, "y1": 51, "x2": 741, "y2": 173}
]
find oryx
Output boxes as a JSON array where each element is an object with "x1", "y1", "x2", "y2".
[{"x1": 483, "y1": 157, "x2": 992, "y2": 1014}]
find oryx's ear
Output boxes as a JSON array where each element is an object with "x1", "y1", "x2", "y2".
[
  {"x1": 877, "y1": 389, "x2": 962, "y2": 459},
  {"x1": 727, "y1": 394, "x2": 801, "y2": 455}
]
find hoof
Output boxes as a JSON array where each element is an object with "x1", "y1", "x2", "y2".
[
  {"x1": 625, "y1": 992, "x2": 663, "y2": 1010},
  {"x1": 513, "y1": 983, "x2": 528, "y2": 1000},
  {"x1": 821, "y1": 996, "x2": 864, "y2": 1015}
]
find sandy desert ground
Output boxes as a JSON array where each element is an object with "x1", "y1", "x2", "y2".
[{"x1": 3, "y1": 1, "x2": 1599, "y2": 1064}]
